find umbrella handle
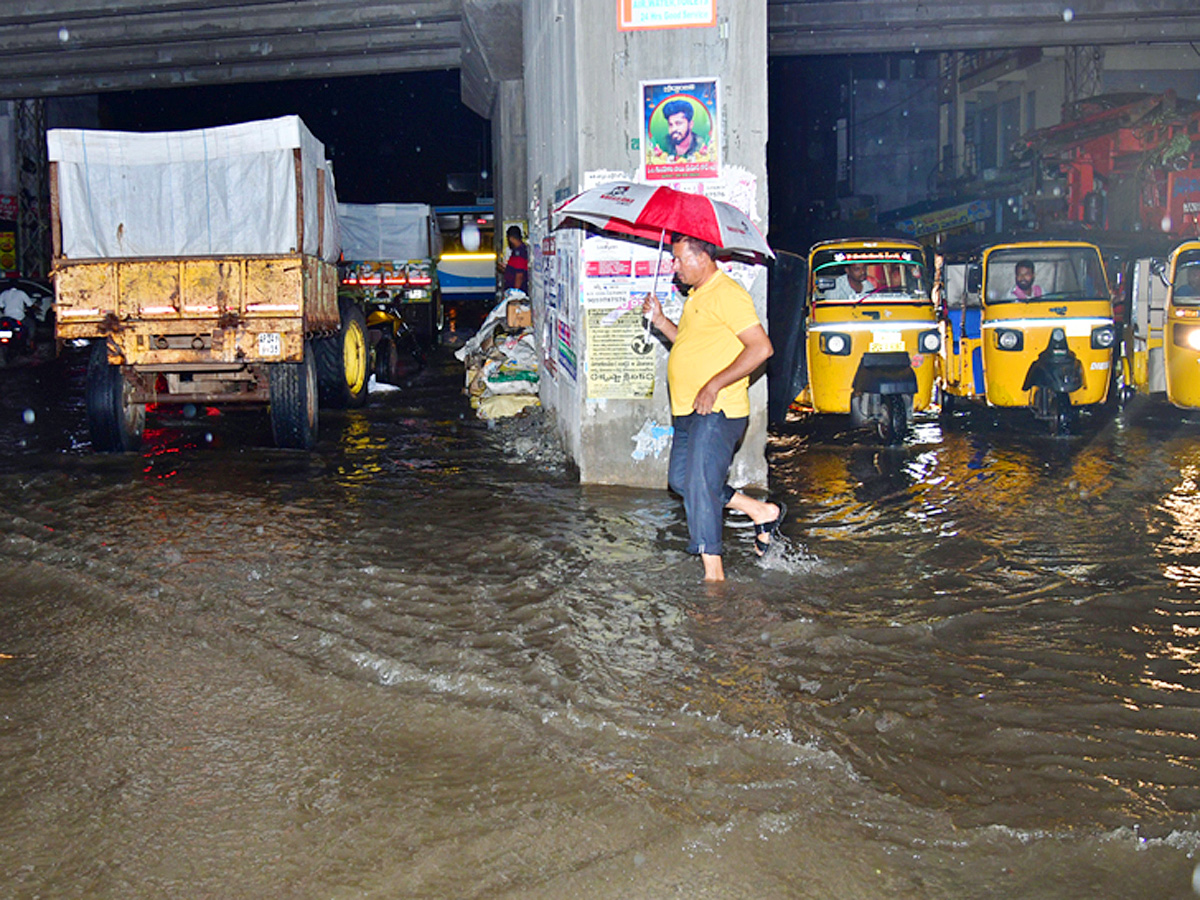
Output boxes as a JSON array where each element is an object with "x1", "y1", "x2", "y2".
[{"x1": 644, "y1": 229, "x2": 666, "y2": 342}]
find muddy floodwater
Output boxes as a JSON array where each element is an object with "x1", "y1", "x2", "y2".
[{"x1": 4, "y1": 347, "x2": 1200, "y2": 899}]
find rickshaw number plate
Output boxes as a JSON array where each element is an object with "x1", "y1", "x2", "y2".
[
  {"x1": 257, "y1": 332, "x2": 283, "y2": 357},
  {"x1": 869, "y1": 332, "x2": 905, "y2": 353}
]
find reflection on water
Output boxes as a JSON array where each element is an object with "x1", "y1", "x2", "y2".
[{"x1": 1, "y1": 354, "x2": 1200, "y2": 897}]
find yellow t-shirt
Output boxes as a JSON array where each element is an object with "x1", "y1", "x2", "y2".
[{"x1": 666, "y1": 270, "x2": 762, "y2": 418}]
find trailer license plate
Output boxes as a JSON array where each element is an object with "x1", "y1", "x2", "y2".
[
  {"x1": 257, "y1": 332, "x2": 282, "y2": 357},
  {"x1": 0, "y1": 330, "x2": 12, "y2": 339}
]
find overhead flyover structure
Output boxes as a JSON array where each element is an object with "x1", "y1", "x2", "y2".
[
  {"x1": 0, "y1": 1, "x2": 1198, "y2": 100},
  {"x1": 767, "y1": 0, "x2": 1200, "y2": 56},
  {"x1": 0, "y1": 0, "x2": 462, "y2": 100}
]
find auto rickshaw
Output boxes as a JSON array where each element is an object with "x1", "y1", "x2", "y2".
[
  {"x1": 792, "y1": 239, "x2": 940, "y2": 443},
  {"x1": 939, "y1": 239, "x2": 1115, "y2": 434},
  {"x1": 1162, "y1": 239, "x2": 1200, "y2": 407},
  {"x1": 1113, "y1": 253, "x2": 1170, "y2": 402}
]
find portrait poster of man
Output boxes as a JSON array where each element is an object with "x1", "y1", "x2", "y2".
[{"x1": 642, "y1": 78, "x2": 719, "y2": 181}]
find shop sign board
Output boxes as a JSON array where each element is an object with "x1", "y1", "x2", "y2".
[
  {"x1": 894, "y1": 199, "x2": 992, "y2": 238},
  {"x1": 641, "y1": 78, "x2": 720, "y2": 182},
  {"x1": 618, "y1": 0, "x2": 716, "y2": 31}
]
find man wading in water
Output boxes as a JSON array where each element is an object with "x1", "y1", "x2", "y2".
[{"x1": 642, "y1": 234, "x2": 786, "y2": 581}]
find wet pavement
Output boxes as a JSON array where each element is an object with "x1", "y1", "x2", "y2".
[{"x1": 2, "y1": 346, "x2": 1200, "y2": 898}]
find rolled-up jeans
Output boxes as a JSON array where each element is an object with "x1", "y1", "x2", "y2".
[{"x1": 668, "y1": 412, "x2": 747, "y2": 556}]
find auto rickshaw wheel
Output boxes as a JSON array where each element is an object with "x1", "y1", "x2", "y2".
[
  {"x1": 1045, "y1": 390, "x2": 1074, "y2": 437},
  {"x1": 877, "y1": 394, "x2": 908, "y2": 445}
]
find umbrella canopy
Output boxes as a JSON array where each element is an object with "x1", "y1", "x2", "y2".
[{"x1": 554, "y1": 181, "x2": 774, "y2": 258}]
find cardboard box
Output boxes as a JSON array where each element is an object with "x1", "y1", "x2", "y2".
[{"x1": 506, "y1": 299, "x2": 532, "y2": 329}]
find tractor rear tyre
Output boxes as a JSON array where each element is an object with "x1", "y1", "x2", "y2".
[{"x1": 315, "y1": 298, "x2": 368, "y2": 408}]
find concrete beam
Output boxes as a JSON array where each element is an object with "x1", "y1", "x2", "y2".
[
  {"x1": 768, "y1": 0, "x2": 1200, "y2": 55},
  {"x1": 460, "y1": 0, "x2": 523, "y2": 118},
  {"x1": 0, "y1": 49, "x2": 462, "y2": 99},
  {"x1": 0, "y1": 0, "x2": 461, "y2": 98}
]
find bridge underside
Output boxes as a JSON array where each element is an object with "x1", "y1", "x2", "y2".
[{"x1": 1, "y1": 1, "x2": 1198, "y2": 101}]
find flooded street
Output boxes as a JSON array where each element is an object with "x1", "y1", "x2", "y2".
[{"x1": 3, "y1": 347, "x2": 1200, "y2": 898}]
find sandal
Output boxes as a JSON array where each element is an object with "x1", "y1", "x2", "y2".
[{"x1": 753, "y1": 501, "x2": 787, "y2": 556}]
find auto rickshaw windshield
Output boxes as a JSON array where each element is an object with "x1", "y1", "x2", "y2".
[
  {"x1": 811, "y1": 249, "x2": 928, "y2": 303},
  {"x1": 1172, "y1": 250, "x2": 1200, "y2": 305},
  {"x1": 985, "y1": 247, "x2": 1108, "y2": 304}
]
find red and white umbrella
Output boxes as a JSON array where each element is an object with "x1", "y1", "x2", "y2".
[{"x1": 553, "y1": 181, "x2": 773, "y2": 258}]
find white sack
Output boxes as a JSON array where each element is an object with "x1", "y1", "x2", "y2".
[
  {"x1": 338, "y1": 202, "x2": 442, "y2": 261},
  {"x1": 47, "y1": 115, "x2": 340, "y2": 262}
]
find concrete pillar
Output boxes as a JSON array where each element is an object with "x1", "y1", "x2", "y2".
[
  {"x1": 492, "y1": 79, "x2": 528, "y2": 253},
  {"x1": 524, "y1": 1, "x2": 770, "y2": 489}
]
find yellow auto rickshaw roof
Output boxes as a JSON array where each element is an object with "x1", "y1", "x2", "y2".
[
  {"x1": 806, "y1": 238, "x2": 925, "y2": 265},
  {"x1": 1170, "y1": 238, "x2": 1200, "y2": 261}
]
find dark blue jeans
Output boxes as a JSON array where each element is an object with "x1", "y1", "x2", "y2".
[{"x1": 668, "y1": 412, "x2": 747, "y2": 556}]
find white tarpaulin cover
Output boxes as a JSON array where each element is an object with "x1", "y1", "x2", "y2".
[
  {"x1": 338, "y1": 202, "x2": 441, "y2": 261},
  {"x1": 47, "y1": 115, "x2": 340, "y2": 262}
]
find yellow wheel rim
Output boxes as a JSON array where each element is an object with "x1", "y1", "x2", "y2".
[{"x1": 343, "y1": 319, "x2": 367, "y2": 395}]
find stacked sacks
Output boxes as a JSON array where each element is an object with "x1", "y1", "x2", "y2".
[{"x1": 455, "y1": 289, "x2": 540, "y2": 419}]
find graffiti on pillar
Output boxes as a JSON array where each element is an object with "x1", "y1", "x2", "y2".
[
  {"x1": 642, "y1": 78, "x2": 720, "y2": 182},
  {"x1": 630, "y1": 419, "x2": 673, "y2": 461}
]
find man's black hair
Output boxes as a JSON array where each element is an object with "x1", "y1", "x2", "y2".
[
  {"x1": 662, "y1": 99, "x2": 694, "y2": 122},
  {"x1": 506, "y1": 225, "x2": 523, "y2": 240},
  {"x1": 672, "y1": 233, "x2": 718, "y2": 260},
  {"x1": 1015, "y1": 258, "x2": 1035, "y2": 272}
]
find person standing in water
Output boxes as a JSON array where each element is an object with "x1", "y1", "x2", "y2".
[{"x1": 642, "y1": 234, "x2": 786, "y2": 581}]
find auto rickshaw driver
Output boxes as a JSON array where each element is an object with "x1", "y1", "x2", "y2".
[{"x1": 828, "y1": 262, "x2": 876, "y2": 299}]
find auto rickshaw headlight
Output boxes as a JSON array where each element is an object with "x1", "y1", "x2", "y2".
[
  {"x1": 919, "y1": 330, "x2": 941, "y2": 353},
  {"x1": 995, "y1": 328, "x2": 1023, "y2": 351},
  {"x1": 1091, "y1": 325, "x2": 1115, "y2": 349},
  {"x1": 822, "y1": 332, "x2": 851, "y2": 355},
  {"x1": 1188, "y1": 329, "x2": 1200, "y2": 352}
]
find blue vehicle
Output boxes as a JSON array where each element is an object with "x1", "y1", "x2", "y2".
[{"x1": 434, "y1": 205, "x2": 497, "y2": 335}]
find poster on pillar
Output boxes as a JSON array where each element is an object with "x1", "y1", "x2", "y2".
[
  {"x1": 642, "y1": 78, "x2": 720, "y2": 182},
  {"x1": 580, "y1": 233, "x2": 677, "y2": 400}
]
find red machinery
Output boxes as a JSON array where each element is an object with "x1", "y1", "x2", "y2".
[{"x1": 1020, "y1": 91, "x2": 1200, "y2": 236}]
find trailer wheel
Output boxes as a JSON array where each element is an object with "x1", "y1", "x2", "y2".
[
  {"x1": 86, "y1": 341, "x2": 145, "y2": 452},
  {"x1": 406, "y1": 294, "x2": 441, "y2": 348},
  {"x1": 373, "y1": 331, "x2": 395, "y2": 384},
  {"x1": 315, "y1": 298, "x2": 368, "y2": 408},
  {"x1": 270, "y1": 342, "x2": 318, "y2": 449}
]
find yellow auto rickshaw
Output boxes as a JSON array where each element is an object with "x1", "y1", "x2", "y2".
[
  {"x1": 940, "y1": 239, "x2": 1115, "y2": 435},
  {"x1": 1161, "y1": 240, "x2": 1200, "y2": 407},
  {"x1": 793, "y1": 239, "x2": 940, "y2": 443},
  {"x1": 1112, "y1": 245, "x2": 1172, "y2": 403}
]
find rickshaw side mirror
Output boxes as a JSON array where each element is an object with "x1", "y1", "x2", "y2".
[
  {"x1": 966, "y1": 263, "x2": 982, "y2": 295},
  {"x1": 1150, "y1": 257, "x2": 1170, "y2": 288}
]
